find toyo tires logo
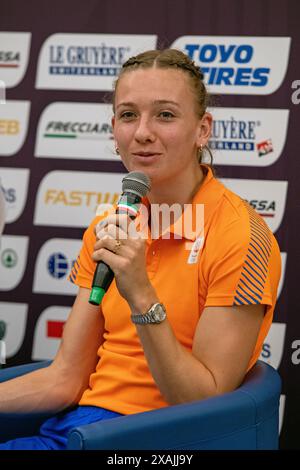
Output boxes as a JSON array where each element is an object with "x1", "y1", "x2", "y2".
[{"x1": 171, "y1": 36, "x2": 291, "y2": 95}]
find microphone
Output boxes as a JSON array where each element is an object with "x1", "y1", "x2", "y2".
[{"x1": 89, "y1": 171, "x2": 151, "y2": 306}]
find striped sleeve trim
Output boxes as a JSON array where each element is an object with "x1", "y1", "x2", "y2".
[
  {"x1": 234, "y1": 202, "x2": 272, "y2": 306},
  {"x1": 68, "y1": 256, "x2": 81, "y2": 284}
]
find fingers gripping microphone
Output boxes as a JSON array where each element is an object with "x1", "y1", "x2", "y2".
[{"x1": 89, "y1": 171, "x2": 151, "y2": 305}]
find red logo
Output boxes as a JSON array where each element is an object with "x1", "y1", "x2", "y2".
[
  {"x1": 47, "y1": 320, "x2": 65, "y2": 338},
  {"x1": 257, "y1": 138, "x2": 273, "y2": 157}
]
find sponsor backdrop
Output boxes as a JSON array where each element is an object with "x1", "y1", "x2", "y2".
[{"x1": 0, "y1": 0, "x2": 299, "y2": 449}]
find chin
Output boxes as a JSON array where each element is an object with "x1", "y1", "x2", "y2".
[
  {"x1": 124, "y1": 161, "x2": 170, "y2": 187},
  {"x1": 127, "y1": 163, "x2": 155, "y2": 177}
]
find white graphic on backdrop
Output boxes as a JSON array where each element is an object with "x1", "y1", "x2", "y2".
[
  {"x1": 35, "y1": 102, "x2": 116, "y2": 160},
  {"x1": 33, "y1": 238, "x2": 81, "y2": 295},
  {"x1": 0, "y1": 235, "x2": 29, "y2": 290},
  {"x1": 32, "y1": 306, "x2": 70, "y2": 361},
  {"x1": 0, "y1": 168, "x2": 30, "y2": 223},
  {"x1": 34, "y1": 170, "x2": 123, "y2": 227},
  {"x1": 0, "y1": 32, "x2": 31, "y2": 88},
  {"x1": 208, "y1": 108, "x2": 289, "y2": 166},
  {"x1": 0, "y1": 80, "x2": 5, "y2": 104},
  {"x1": 36, "y1": 33, "x2": 157, "y2": 90},
  {"x1": 171, "y1": 36, "x2": 291, "y2": 95},
  {"x1": 0, "y1": 100, "x2": 31, "y2": 156},
  {"x1": 221, "y1": 178, "x2": 288, "y2": 233},
  {"x1": 0, "y1": 187, "x2": 5, "y2": 235},
  {"x1": 0, "y1": 302, "x2": 27, "y2": 357},
  {"x1": 260, "y1": 322, "x2": 286, "y2": 370}
]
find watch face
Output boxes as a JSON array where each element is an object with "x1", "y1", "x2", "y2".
[
  {"x1": 153, "y1": 311, "x2": 161, "y2": 322},
  {"x1": 153, "y1": 304, "x2": 166, "y2": 322}
]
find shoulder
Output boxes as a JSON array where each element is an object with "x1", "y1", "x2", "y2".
[
  {"x1": 83, "y1": 215, "x2": 104, "y2": 240},
  {"x1": 210, "y1": 183, "x2": 271, "y2": 242},
  {"x1": 83, "y1": 207, "x2": 115, "y2": 244},
  {"x1": 204, "y1": 183, "x2": 276, "y2": 266}
]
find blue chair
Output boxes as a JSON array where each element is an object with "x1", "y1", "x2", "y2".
[{"x1": 0, "y1": 360, "x2": 281, "y2": 449}]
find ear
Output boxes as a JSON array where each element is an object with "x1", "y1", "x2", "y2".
[
  {"x1": 111, "y1": 116, "x2": 118, "y2": 147},
  {"x1": 196, "y1": 112, "x2": 212, "y2": 148}
]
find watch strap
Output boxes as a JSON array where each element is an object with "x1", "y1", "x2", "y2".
[{"x1": 131, "y1": 303, "x2": 166, "y2": 325}]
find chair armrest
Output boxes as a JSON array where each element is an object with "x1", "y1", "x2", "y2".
[
  {"x1": 0, "y1": 361, "x2": 53, "y2": 442},
  {"x1": 0, "y1": 360, "x2": 51, "y2": 383},
  {"x1": 68, "y1": 361, "x2": 281, "y2": 450}
]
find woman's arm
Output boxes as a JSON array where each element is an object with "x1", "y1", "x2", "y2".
[
  {"x1": 133, "y1": 302, "x2": 264, "y2": 405},
  {"x1": 0, "y1": 287, "x2": 105, "y2": 413}
]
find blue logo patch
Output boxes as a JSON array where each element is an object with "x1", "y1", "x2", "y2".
[{"x1": 47, "y1": 252, "x2": 69, "y2": 279}]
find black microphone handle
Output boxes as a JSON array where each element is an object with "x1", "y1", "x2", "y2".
[{"x1": 89, "y1": 191, "x2": 142, "y2": 305}]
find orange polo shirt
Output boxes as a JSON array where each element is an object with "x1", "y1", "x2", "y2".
[{"x1": 69, "y1": 166, "x2": 281, "y2": 415}]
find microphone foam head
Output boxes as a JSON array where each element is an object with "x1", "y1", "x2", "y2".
[{"x1": 122, "y1": 171, "x2": 151, "y2": 198}]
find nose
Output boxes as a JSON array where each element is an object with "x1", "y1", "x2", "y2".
[{"x1": 134, "y1": 116, "x2": 156, "y2": 144}]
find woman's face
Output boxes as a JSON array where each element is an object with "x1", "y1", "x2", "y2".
[{"x1": 112, "y1": 68, "x2": 211, "y2": 187}]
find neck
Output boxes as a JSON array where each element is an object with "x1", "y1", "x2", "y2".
[{"x1": 147, "y1": 164, "x2": 205, "y2": 207}]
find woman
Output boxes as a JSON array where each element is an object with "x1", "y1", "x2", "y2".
[{"x1": 0, "y1": 49, "x2": 281, "y2": 449}]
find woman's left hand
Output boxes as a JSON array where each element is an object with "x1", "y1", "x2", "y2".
[{"x1": 92, "y1": 214, "x2": 158, "y2": 313}]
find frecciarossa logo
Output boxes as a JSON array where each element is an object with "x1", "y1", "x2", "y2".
[
  {"x1": 171, "y1": 36, "x2": 291, "y2": 95},
  {"x1": 0, "y1": 33, "x2": 31, "y2": 88}
]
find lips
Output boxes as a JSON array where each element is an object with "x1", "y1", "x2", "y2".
[{"x1": 132, "y1": 151, "x2": 162, "y2": 157}]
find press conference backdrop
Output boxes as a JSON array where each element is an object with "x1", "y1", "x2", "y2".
[{"x1": 0, "y1": 0, "x2": 299, "y2": 449}]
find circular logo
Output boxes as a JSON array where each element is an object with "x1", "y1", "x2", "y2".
[
  {"x1": 1, "y1": 248, "x2": 18, "y2": 268},
  {"x1": 47, "y1": 253, "x2": 69, "y2": 279}
]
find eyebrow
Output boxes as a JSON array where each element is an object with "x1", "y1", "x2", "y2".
[{"x1": 116, "y1": 100, "x2": 180, "y2": 110}]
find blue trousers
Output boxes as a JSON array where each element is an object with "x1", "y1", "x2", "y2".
[{"x1": 0, "y1": 405, "x2": 122, "y2": 450}]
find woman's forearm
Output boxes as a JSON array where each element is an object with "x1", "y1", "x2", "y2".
[{"x1": 0, "y1": 365, "x2": 76, "y2": 413}]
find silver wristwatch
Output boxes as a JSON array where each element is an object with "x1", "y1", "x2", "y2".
[{"x1": 131, "y1": 303, "x2": 167, "y2": 325}]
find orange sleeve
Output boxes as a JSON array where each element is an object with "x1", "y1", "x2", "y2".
[{"x1": 203, "y1": 205, "x2": 280, "y2": 308}]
